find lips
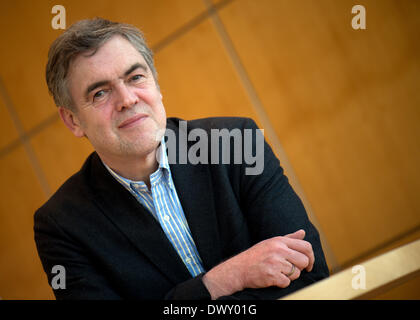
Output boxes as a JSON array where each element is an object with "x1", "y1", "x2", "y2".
[{"x1": 118, "y1": 113, "x2": 148, "y2": 129}]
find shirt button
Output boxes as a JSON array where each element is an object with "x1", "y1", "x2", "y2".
[
  {"x1": 163, "y1": 215, "x2": 170, "y2": 222},
  {"x1": 185, "y1": 257, "x2": 192, "y2": 264}
]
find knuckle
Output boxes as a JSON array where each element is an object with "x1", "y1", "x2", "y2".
[
  {"x1": 269, "y1": 241, "x2": 289, "y2": 256},
  {"x1": 272, "y1": 237, "x2": 287, "y2": 248},
  {"x1": 276, "y1": 242, "x2": 290, "y2": 254},
  {"x1": 305, "y1": 241, "x2": 313, "y2": 253},
  {"x1": 263, "y1": 270, "x2": 280, "y2": 287},
  {"x1": 262, "y1": 264, "x2": 279, "y2": 281},
  {"x1": 264, "y1": 265, "x2": 276, "y2": 278},
  {"x1": 291, "y1": 268, "x2": 301, "y2": 280},
  {"x1": 264, "y1": 251, "x2": 282, "y2": 264},
  {"x1": 278, "y1": 276, "x2": 291, "y2": 288},
  {"x1": 301, "y1": 240, "x2": 311, "y2": 251},
  {"x1": 302, "y1": 255, "x2": 310, "y2": 268}
]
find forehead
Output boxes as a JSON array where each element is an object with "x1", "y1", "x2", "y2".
[{"x1": 67, "y1": 36, "x2": 147, "y2": 91}]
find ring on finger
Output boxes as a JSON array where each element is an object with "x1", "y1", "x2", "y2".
[{"x1": 285, "y1": 263, "x2": 295, "y2": 277}]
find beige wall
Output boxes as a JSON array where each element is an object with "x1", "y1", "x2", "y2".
[{"x1": 0, "y1": 0, "x2": 418, "y2": 299}]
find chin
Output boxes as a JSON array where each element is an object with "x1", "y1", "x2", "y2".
[{"x1": 121, "y1": 137, "x2": 159, "y2": 157}]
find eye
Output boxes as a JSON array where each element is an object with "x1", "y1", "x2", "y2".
[
  {"x1": 130, "y1": 74, "x2": 144, "y2": 82},
  {"x1": 93, "y1": 89, "x2": 107, "y2": 101}
]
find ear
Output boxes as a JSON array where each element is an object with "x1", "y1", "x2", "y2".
[{"x1": 58, "y1": 106, "x2": 85, "y2": 138}]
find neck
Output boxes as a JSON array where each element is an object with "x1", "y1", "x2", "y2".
[{"x1": 100, "y1": 149, "x2": 159, "y2": 187}]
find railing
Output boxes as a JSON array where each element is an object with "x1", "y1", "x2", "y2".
[{"x1": 281, "y1": 239, "x2": 420, "y2": 299}]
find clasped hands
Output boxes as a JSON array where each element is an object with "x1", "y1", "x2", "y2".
[{"x1": 202, "y1": 229, "x2": 315, "y2": 299}]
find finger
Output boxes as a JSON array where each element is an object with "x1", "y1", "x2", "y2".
[
  {"x1": 284, "y1": 229, "x2": 305, "y2": 240},
  {"x1": 275, "y1": 273, "x2": 291, "y2": 289},
  {"x1": 307, "y1": 257, "x2": 315, "y2": 272},
  {"x1": 283, "y1": 261, "x2": 301, "y2": 281},
  {"x1": 283, "y1": 238, "x2": 315, "y2": 272},
  {"x1": 285, "y1": 230, "x2": 315, "y2": 272},
  {"x1": 284, "y1": 248, "x2": 310, "y2": 271}
]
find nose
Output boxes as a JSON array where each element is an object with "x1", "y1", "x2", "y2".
[{"x1": 115, "y1": 82, "x2": 138, "y2": 111}]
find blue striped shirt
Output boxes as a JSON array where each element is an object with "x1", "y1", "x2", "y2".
[{"x1": 103, "y1": 138, "x2": 205, "y2": 277}]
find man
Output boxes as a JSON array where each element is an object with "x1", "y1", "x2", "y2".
[{"x1": 35, "y1": 18, "x2": 329, "y2": 300}]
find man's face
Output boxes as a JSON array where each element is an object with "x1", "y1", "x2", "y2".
[{"x1": 65, "y1": 35, "x2": 166, "y2": 161}]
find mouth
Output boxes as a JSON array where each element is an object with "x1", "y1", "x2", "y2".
[{"x1": 118, "y1": 114, "x2": 148, "y2": 129}]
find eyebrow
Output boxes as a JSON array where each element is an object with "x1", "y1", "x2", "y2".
[{"x1": 84, "y1": 62, "x2": 148, "y2": 99}]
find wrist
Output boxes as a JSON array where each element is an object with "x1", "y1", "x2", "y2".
[{"x1": 202, "y1": 259, "x2": 244, "y2": 299}]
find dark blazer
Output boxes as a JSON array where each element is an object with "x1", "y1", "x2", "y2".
[{"x1": 34, "y1": 117, "x2": 329, "y2": 300}]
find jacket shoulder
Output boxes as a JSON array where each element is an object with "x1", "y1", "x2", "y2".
[
  {"x1": 34, "y1": 152, "x2": 97, "y2": 221},
  {"x1": 167, "y1": 116, "x2": 259, "y2": 132}
]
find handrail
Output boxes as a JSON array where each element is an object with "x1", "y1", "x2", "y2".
[{"x1": 281, "y1": 239, "x2": 420, "y2": 299}]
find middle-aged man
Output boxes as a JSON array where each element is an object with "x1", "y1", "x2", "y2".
[{"x1": 34, "y1": 18, "x2": 329, "y2": 300}]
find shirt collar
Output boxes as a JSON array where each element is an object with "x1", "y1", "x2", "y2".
[
  {"x1": 102, "y1": 136, "x2": 174, "y2": 191},
  {"x1": 156, "y1": 136, "x2": 170, "y2": 172}
]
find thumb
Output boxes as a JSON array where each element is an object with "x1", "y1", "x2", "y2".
[{"x1": 284, "y1": 229, "x2": 305, "y2": 240}]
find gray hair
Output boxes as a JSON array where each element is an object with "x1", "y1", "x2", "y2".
[{"x1": 46, "y1": 18, "x2": 157, "y2": 110}]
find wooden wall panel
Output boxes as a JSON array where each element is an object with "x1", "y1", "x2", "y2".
[
  {"x1": 31, "y1": 120, "x2": 94, "y2": 193},
  {"x1": 0, "y1": 146, "x2": 52, "y2": 299},
  {"x1": 156, "y1": 19, "x2": 259, "y2": 121},
  {"x1": 58, "y1": 0, "x2": 205, "y2": 47},
  {"x1": 0, "y1": 1, "x2": 56, "y2": 132},
  {"x1": 0, "y1": 97, "x2": 19, "y2": 150},
  {"x1": 218, "y1": 0, "x2": 420, "y2": 265}
]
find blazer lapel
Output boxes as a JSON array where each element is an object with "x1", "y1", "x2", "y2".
[
  {"x1": 170, "y1": 162, "x2": 223, "y2": 271},
  {"x1": 87, "y1": 153, "x2": 192, "y2": 284},
  {"x1": 166, "y1": 120, "x2": 223, "y2": 271}
]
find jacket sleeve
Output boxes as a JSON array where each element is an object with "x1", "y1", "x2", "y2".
[
  {"x1": 164, "y1": 274, "x2": 211, "y2": 300},
  {"x1": 35, "y1": 208, "x2": 213, "y2": 300},
  {"x1": 34, "y1": 209, "x2": 123, "y2": 300},
  {"x1": 222, "y1": 117, "x2": 330, "y2": 299}
]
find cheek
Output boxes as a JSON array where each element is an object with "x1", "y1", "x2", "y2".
[
  {"x1": 158, "y1": 103, "x2": 166, "y2": 122},
  {"x1": 153, "y1": 94, "x2": 166, "y2": 120},
  {"x1": 154, "y1": 105, "x2": 167, "y2": 130},
  {"x1": 82, "y1": 110, "x2": 115, "y2": 136},
  {"x1": 144, "y1": 92, "x2": 165, "y2": 123}
]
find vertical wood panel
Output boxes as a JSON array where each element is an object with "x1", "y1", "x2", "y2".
[
  {"x1": 218, "y1": 0, "x2": 420, "y2": 265},
  {"x1": 156, "y1": 19, "x2": 259, "y2": 121}
]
